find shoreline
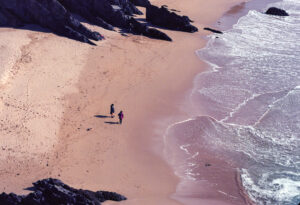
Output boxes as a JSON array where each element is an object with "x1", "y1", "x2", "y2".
[
  {"x1": 236, "y1": 170, "x2": 255, "y2": 205},
  {"x1": 0, "y1": 0, "x2": 252, "y2": 204},
  {"x1": 195, "y1": 0, "x2": 300, "y2": 203},
  {"x1": 171, "y1": 0, "x2": 287, "y2": 204},
  {"x1": 188, "y1": 1, "x2": 280, "y2": 204}
]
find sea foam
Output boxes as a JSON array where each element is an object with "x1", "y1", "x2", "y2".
[{"x1": 167, "y1": 0, "x2": 300, "y2": 204}]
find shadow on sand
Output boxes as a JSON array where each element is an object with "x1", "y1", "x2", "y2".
[
  {"x1": 105, "y1": 121, "x2": 119, "y2": 125},
  {"x1": 94, "y1": 115, "x2": 111, "y2": 118},
  {"x1": 24, "y1": 186, "x2": 36, "y2": 191},
  {"x1": 94, "y1": 114, "x2": 119, "y2": 125}
]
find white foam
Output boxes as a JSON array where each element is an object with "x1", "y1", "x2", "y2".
[
  {"x1": 242, "y1": 169, "x2": 300, "y2": 204},
  {"x1": 192, "y1": 0, "x2": 300, "y2": 203},
  {"x1": 221, "y1": 93, "x2": 259, "y2": 122},
  {"x1": 165, "y1": 0, "x2": 300, "y2": 203},
  {"x1": 271, "y1": 178, "x2": 300, "y2": 201},
  {"x1": 180, "y1": 144, "x2": 192, "y2": 155},
  {"x1": 217, "y1": 190, "x2": 238, "y2": 199}
]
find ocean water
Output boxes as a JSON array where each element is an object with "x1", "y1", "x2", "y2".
[{"x1": 165, "y1": 0, "x2": 300, "y2": 204}]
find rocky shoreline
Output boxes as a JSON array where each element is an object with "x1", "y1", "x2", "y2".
[
  {"x1": 0, "y1": 0, "x2": 198, "y2": 45},
  {"x1": 0, "y1": 178, "x2": 126, "y2": 205}
]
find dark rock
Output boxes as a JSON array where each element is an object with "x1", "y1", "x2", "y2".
[
  {"x1": 0, "y1": 8, "x2": 24, "y2": 27},
  {"x1": 0, "y1": 0, "x2": 104, "y2": 45},
  {"x1": 266, "y1": 7, "x2": 289, "y2": 16},
  {"x1": 0, "y1": 0, "x2": 195, "y2": 43},
  {"x1": 57, "y1": 0, "x2": 142, "y2": 30},
  {"x1": 96, "y1": 191, "x2": 127, "y2": 202},
  {"x1": 146, "y1": 5, "x2": 198, "y2": 33},
  {"x1": 0, "y1": 193, "x2": 24, "y2": 205},
  {"x1": 128, "y1": 0, "x2": 150, "y2": 7},
  {"x1": 57, "y1": 0, "x2": 130, "y2": 29},
  {"x1": 57, "y1": 0, "x2": 171, "y2": 41},
  {"x1": 204, "y1": 27, "x2": 223, "y2": 34},
  {"x1": 57, "y1": 0, "x2": 115, "y2": 31},
  {"x1": 146, "y1": 28, "x2": 172, "y2": 41},
  {"x1": 128, "y1": 17, "x2": 172, "y2": 41},
  {"x1": 0, "y1": 178, "x2": 126, "y2": 205},
  {"x1": 22, "y1": 191, "x2": 43, "y2": 205},
  {"x1": 109, "y1": 0, "x2": 143, "y2": 15}
]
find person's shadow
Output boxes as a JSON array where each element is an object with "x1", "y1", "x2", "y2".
[
  {"x1": 94, "y1": 114, "x2": 119, "y2": 124},
  {"x1": 105, "y1": 121, "x2": 119, "y2": 124},
  {"x1": 94, "y1": 115, "x2": 110, "y2": 118}
]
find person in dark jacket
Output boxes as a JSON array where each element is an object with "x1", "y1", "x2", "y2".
[
  {"x1": 110, "y1": 104, "x2": 115, "y2": 118},
  {"x1": 118, "y1": 111, "x2": 124, "y2": 124}
]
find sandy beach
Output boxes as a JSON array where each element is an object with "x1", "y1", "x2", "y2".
[{"x1": 0, "y1": 0, "x2": 248, "y2": 204}]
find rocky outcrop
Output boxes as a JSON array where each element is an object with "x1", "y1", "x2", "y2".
[
  {"x1": 0, "y1": 0, "x2": 198, "y2": 44},
  {"x1": 0, "y1": 0, "x2": 103, "y2": 45},
  {"x1": 0, "y1": 0, "x2": 173, "y2": 43},
  {"x1": 146, "y1": 5, "x2": 198, "y2": 33},
  {"x1": 0, "y1": 178, "x2": 126, "y2": 205},
  {"x1": 266, "y1": 7, "x2": 289, "y2": 16},
  {"x1": 57, "y1": 0, "x2": 172, "y2": 41},
  {"x1": 204, "y1": 27, "x2": 223, "y2": 34}
]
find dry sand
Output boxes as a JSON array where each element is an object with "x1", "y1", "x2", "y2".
[{"x1": 0, "y1": 0, "x2": 247, "y2": 204}]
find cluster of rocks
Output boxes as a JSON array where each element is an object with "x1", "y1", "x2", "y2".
[
  {"x1": 0, "y1": 0, "x2": 198, "y2": 44},
  {"x1": 0, "y1": 178, "x2": 126, "y2": 205}
]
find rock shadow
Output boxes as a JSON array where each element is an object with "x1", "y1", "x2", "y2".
[{"x1": 24, "y1": 186, "x2": 36, "y2": 192}]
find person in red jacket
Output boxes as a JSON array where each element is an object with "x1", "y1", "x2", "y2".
[{"x1": 118, "y1": 111, "x2": 124, "y2": 124}]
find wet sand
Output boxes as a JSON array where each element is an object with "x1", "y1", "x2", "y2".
[
  {"x1": 165, "y1": 117, "x2": 254, "y2": 205},
  {"x1": 0, "y1": 0, "x2": 248, "y2": 204}
]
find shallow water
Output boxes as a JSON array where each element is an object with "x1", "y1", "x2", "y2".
[{"x1": 166, "y1": 0, "x2": 300, "y2": 204}]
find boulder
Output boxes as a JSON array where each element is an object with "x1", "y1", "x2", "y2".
[
  {"x1": 266, "y1": 7, "x2": 289, "y2": 16},
  {"x1": 0, "y1": 178, "x2": 127, "y2": 205},
  {"x1": 128, "y1": 17, "x2": 172, "y2": 41},
  {"x1": 146, "y1": 5, "x2": 198, "y2": 33}
]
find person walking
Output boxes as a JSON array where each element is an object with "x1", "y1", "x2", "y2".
[
  {"x1": 110, "y1": 104, "x2": 115, "y2": 118},
  {"x1": 118, "y1": 111, "x2": 124, "y2": 124}
]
